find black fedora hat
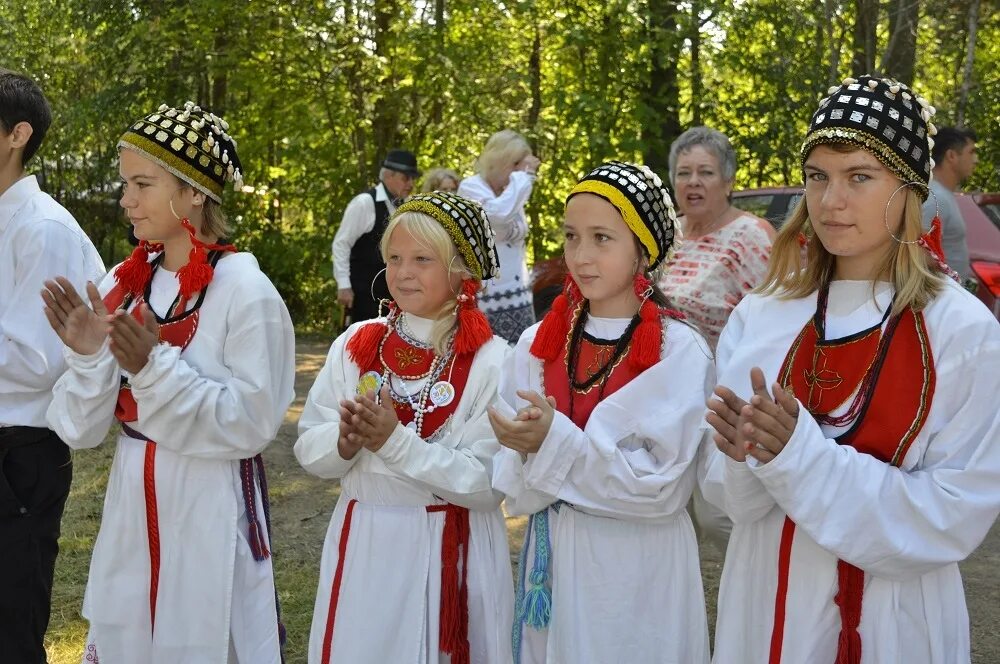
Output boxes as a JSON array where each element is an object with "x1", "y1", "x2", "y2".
[{"x1": 382, "y1": 149, "x2": 421, "y2": 177}]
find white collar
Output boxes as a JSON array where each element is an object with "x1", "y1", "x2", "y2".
[
  {"x1": 399, "y1": 312, "x2": 435, "y2": 343},
  {"x1": 0, "y1": 175, "x2": 40, "y2": 232}
]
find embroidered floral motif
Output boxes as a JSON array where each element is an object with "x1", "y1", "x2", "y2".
[
  {"x1": 85, "y1": 643, "x2": 100, "y2": 663},
  {"x1": 393, "y1": 345, "x2": 423, "y2": 370}
]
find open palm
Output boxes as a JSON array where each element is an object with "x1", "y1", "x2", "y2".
[{"x1": 42, "y1": 277, "x2": 110, "y2": 355}]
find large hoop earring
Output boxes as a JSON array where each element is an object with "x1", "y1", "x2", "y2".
[
  {"x1": 169, "y1": 198, "x2": 182, "y2": 221},
  {"x1": 370, "y1": 267, "x2": 390, "y2": 317},
  {"x1": 884, "y1": 181, "x2": 935, "y2": 245}
]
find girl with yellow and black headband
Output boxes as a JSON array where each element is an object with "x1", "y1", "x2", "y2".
[
  {"x1": 42, "y1": 102, "x2": 295, "y2": 662},
  {"x1": 490, "y1": 161, "x2": 714, "y2": 663},
  {"x1": 703, "y1": 76, "x2": 1000, "y2": 663}
]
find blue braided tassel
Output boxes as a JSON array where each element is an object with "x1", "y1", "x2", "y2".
[{"x1": 512, "y1": 508, "x2": 555, "y2": 663}]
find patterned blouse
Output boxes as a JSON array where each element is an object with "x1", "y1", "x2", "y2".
[{"x1": 658, "y1": 214, "x2": 774, "y2": 350}]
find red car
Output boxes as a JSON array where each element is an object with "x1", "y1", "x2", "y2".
[{"x1": 532, "y1": 188, "x2": 1000, "y2": 319}]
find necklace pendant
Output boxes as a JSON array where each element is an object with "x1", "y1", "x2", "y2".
[
  {"x1": 357, "y1": 371, "x2": 382, "y2": 396},
  {"x1": 429, "y1": 381, "x2": 456, "y2": 407}
]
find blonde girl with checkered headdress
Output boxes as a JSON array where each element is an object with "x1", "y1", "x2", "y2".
[
  {"x1": 490, "y1": 161, "x2": 714, "y2": 663},
  {"x1": 703, "y1": 76, "x2": 1000, "y2": 663},
  {"x1": 296, "y1": 191, "x2": 514, "y2": 663},
  {"x1": 42, "y1": 102, "x2": 295, "y2": 662}
]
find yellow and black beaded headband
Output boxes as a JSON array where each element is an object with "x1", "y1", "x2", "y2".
[
  {"x1": 802, "y1": 75, "x2": 937, "y2": 201},
  {"x1": 567, "y1": 161, "x2": 678, "y2": 271},
  {"x1": 393, "y1": 191, "x2": 501, "y2": 282},
  {"x1": 118, "y1": 101, "x2": 243, "y2": 203}
]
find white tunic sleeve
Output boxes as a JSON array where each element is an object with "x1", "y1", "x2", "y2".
[
  {"x1": 46, "y1": 272, "x2": 122, "y2": 449},
  {"x1": 126, "y1": 271, "x2": 295, "y2": 460},
  {"x1": 496, "y1": 322, "x2": 715, "y2": 521},
  {"x1": 372, "y1": 341, "x2": 509, "y2": 511},
  {"x1": 700, "y1": 295, "x2": 779, "y2": 522},
  {"x1": 331, "y1": 192, "x2": 376, "y2": 287},
  {"x1": 749, "y1": 325, "x2": 1000, "y2": 581},
  {"x1": 295, "y1": 327, "x2": 362, "y2": 479}
]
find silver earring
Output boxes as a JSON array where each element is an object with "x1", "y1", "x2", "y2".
[
  {"x1": 884, "y1": 181, "x2": 934, "y2": 245},
  {"x1": 370, "y1": 267, "x2": 389, "y2": 317}
]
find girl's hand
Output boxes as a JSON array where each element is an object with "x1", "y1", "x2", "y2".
[
  {"x1": 487, "y1": 390, "x2": 556, "y2": 455},
  {"x1": 41, "y1": 278, "x2": 110, "y2": 355},
  {"x1": 740, "y1": 372, "x2": 799, "y2": 465},
  {"x1": 108, "y1": 305, "x2": 160, "y2": 374},
  {"x1": 351, "y1": 385, "x2": 400, "y2": 452},
  {"x1": 337, "y1": 399, "x2": 365, "y2": 460}
]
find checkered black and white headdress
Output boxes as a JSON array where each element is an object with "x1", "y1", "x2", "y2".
[
  {"x1": 802, "y1": 75, "x2": 937, "y2": 200},
  {"x1": 393, "y1": 191, "x2": 501, "y2": 282},
  {"x1": 567, "y1": 161, "x2": 678, "y2": 271}
]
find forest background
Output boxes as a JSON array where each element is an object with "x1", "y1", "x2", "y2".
[{"x1": 3, "y1": 0, "x2": 998, "y2": 332}]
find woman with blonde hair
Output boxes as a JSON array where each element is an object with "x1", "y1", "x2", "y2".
[
  {"x1": 42, "y1": 101, "x2": 295, "y2": 661},
  {"x1": 703, "y1": 75, "x2": 1000, "y2": 663},
  {"x1": 420, "y1": 167, "x2": 461, "y2": 193},
  {"x1": 459, "y1": 129, "x2": 540, "y2": 343},
  {"x1": 295, "y1": 191, "x2": 514, "y2": 663}
]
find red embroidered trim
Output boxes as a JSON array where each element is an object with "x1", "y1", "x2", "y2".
[
  {"x1": 143, "y1": 442, "x2": 160, "y2": 631},
  {"x1": 768, "y1": 517, "x2": 796, "y2": 664},
  {"x1": 321, "y1": 499, "x2": 358, "y2": 664}
]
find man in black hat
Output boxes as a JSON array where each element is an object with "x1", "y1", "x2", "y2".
[{"x1": 333, "y1": 149, "x2": 421, "y2": 323}]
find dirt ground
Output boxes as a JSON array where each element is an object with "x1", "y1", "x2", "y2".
[{"x1": 47, "y1": 338, "x2": 1000, "y2": 662}]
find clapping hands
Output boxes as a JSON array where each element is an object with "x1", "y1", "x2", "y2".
[
  {"x1": 706, "y1": 367, "x2": 799, "y2": 465},
  {"x1": 337, "y1": 384, "x2": 400, "y2": 460}
]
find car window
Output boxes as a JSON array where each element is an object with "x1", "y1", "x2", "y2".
[
  {"x1": 733, "y1": 195, "x2": 774, "y2": 222},
  {"x1": 780, "y1": 193, "x2": 804, "y2": 227},
  {"x1": 980, "y1": 203, "x2": 1000, "y2": 231}
]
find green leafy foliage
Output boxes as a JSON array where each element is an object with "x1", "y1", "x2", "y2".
[{"x1": 2, "y1": 0, "x2": 997, "y2": 331}]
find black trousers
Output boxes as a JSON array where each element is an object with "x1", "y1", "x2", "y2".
[{"x1": 0, "y1": 427, "x2": 73, "y2": 664}]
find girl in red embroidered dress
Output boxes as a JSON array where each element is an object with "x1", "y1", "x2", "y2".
[
  {"x1": 295, "y1": 191, "x2": 514, "y2": 664},
  {"x1": 491, "y1": 161, "x2": 714, "y2": 663},
  {"x1": 704, "y1": 76, "x2": 1000, "y2": 664},
  {"x1": 42, "y1": 102, "x2": 295, "y2": 663}
]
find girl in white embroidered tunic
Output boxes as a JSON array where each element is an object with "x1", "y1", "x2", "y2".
[
  {"x1": 703, "y1": 76, "x2": 1000, "y2": 664},
  {"x1": 490, "y1": 161, "x2": 713, "y2": 663},
  {"x1": 41, "y1": 102, "x2": 295, "y2": 663},
  {"x1": 295, "y1": 191, "x2": 514, "y2": 664}
]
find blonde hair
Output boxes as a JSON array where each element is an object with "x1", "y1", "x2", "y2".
[
  {"x1": 759, "y1": 145, "x2": 944, "y2": 314},
  {"x1": 200, "y1": 198, "x2": 232, "y2": 238},
  {"x1": 475, "y1": 129, "x2": 531, "y2": 182},
  {"x1": 379, "y1": 211, "x2": 472, "y2": 354},
  {"x1": 420, "y1": 168, "x2": 461, "y2": 193}
]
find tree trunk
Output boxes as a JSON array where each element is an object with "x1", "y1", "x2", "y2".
[
  {"x1": 641, "y1": 0, "x2": 681, "y2": 175},
  {"x1": 880, "y1": 0, "x2": 919, "y2": 85},
  {"x1": 851, "y1": 0, "x2": 878, "y2": 75},
  {"x1": 689, "y1": 1, "x2": 702, "y2": 126},
  {"x1": 956, "y1": 0, "x2": 980, "y2": 126},
  {"x1": 371, "y1": 0, "x2": 402, "y2": 177}
]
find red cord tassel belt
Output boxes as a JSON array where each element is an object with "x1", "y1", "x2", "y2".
[{"x1": 320, "y1": 499, "x2": 472, "y2": 664}]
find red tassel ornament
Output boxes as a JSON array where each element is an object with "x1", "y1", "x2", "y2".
[
  {"x1": 174, "y1": 218, "x2": 237, "y2": 310},
  {"x1": 113, "y1": 240, "x2": 163, "y2": 297},
  {"x1": 346, "y1": 302, "x2": 396, "y2": 368},
  {"x1": 917, "y1": 216, "x2": 961, "y2": 282},
  {"x1": 530, "y1": 274, "x2": 581, "y2": 362},
  {"x1": 453, "y1": 279, "x2": 493, "y2": 355},
  {"x1": 628, "y1": 272, "x2": 663, "y2": 372}
]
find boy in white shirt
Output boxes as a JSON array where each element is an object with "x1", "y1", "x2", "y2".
[{"x1": 0, "y1": 68, "x2": 104, "y2": 661}]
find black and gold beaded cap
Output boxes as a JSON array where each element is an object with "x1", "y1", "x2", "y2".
[
  {"x1": 567, "y1": 161, "x2": 678, "y2": 271},
  {"x1": 118, "y1": 101, "x2": 243, "y2": 203},
  {"x1": 393, "y1": 191, "x2": 501, "y2": 282},
  {"x1": 802, "y1": 75, "x2": 937, "y2": 200}
]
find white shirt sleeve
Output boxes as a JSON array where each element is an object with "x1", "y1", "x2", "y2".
[
  {"x1": 332, "y1": 192, "x2": 377, "y2": 288},
  {"x1": 458, "y1": 172, "x2": 534, "y2": 239},
  {"x1": 0, "y1": 219, "x2": 104, "y2": 393},
  {"x1": 495, "y1": 323, "x2": 715, "y2": 521},
  {"x1": 699, "y1": 296, "x2": 779, "y2": 522}
]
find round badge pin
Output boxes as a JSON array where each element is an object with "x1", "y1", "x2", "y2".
[
  {"x1": 429, "y1": 381, "x2": 456, "y2": 407},
  {"x1": 356, "y1": 371, "x2": 382, "y2": 396}
]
